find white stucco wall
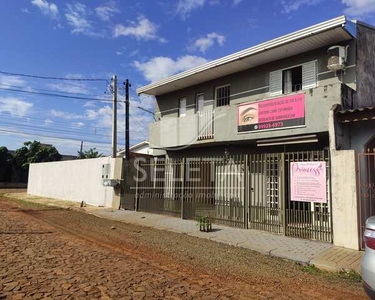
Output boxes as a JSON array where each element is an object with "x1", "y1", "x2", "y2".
[
  {"x1": 27, "y1": 157, "x2": 122, "y2": 208},
  {"x1": 331, "y1": 150, "x2": 359, "y2": 250}
]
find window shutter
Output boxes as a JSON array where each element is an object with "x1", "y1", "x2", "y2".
[
  {"x1": 302, "y1": 61, "x2": 317, "y2": 90},
  {"x1": 269, "y1": 70, "x2": 282, "y2": 97}
]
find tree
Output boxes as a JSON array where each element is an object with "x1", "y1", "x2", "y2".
[
  {"x1": 0, "y1": 147, "x2": 13, "y2": 182},
  {"x1": 77, "y1": 148, "x2": 103, "y2": 159},
  {"x1": 13, "y1": 141, "x2": 62, "y2": 182}
]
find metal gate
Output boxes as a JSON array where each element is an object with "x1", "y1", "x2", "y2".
[
  {"x1": 121, "y1": 151, "x2": 332, "y2": 242},
  {"x1": 119, "y1": 159, "x2": 137, "y2": 210},
  {"x1": 357, "y1": 152, "x2": 375, "y2": 250},
  {"x1": 248, "y1": 150, "x2": 332, "y2": 242}
]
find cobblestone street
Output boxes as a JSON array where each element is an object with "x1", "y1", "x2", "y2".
[{"x1": 0, "y1": 196, "x2": 367, "y2": 299}]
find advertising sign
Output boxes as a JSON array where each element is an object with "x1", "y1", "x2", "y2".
[
  {"x1": 290, "y1": 161, "x2": 327, "y2": 203},
  {"x1": 237, "y1": 93, "x2": 305, "y2": 133}
]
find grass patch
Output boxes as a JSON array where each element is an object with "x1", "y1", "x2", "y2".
[
  {"x1": 338, "y1": 269, "x2": 362, "y2": 282},
  {"x1": 1, "y1": 195, "x2": 52, "y2": 209},
  {"x1": 302, "y1": 264, "x2": 319, "y2": 274},
  {"x1": 301, "y1": 264, "x2": 362, "y2": 283}
]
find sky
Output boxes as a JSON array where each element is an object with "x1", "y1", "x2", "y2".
[{"x1": 0, "y1": 0, "x2": 374, "y2": 156}]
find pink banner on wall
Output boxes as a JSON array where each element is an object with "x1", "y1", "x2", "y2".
[
  {"x1": 290, "y1": 161, "x2": 327, "y2": 203},
  {"x1": 238, "y1": 93, "x2": 305, "y2": 132}
]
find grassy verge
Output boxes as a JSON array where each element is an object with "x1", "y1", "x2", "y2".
[{"x1": 302, "y1": 264, "x2": 362, "y2": 283}]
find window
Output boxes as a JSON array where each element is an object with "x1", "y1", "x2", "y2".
[
  {"x1": 179, "y1": 97, "x2": 186, "y2": 117},
  {"x1": 282, "y1": 66, "x2": 302, "y2": 94},
  {"x1": 196, "y1": 93, "x2": 204, "y2": 113},
  {"x1": 215, "y1": 85, "x2": 230, "y2": 107},
  {"x1": 269, "y1": 61, "x2": 317, "y2": 96}
]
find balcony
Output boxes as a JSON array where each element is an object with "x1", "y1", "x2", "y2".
[
  {"x1": 149, "y1": 110, "x2": 215, "y2": 149},
  {"x1": 197, "y1": 110, "x2": 215, "y2": 140}
]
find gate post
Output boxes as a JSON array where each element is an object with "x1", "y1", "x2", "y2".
[
  {"x1": 181, "y1": 158, "x2": 186, "y2": 219},
  {"x1": 280, "y1": 152, "x2": 286, "y2": 236},
  {"x1": 244, "y1": 155, "x2": 249, "y2": 229},
  {"x1": 134, "y1": 160, "x2": 139, "y2": 211}
]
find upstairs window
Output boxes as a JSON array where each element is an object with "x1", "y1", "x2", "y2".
[
  {"x1": 179, "y1": 97, "x2": 186, "y2": 117},
  {"x1": 215, "y1": 84, "x2": 230, "y2": 107},
  {"x1": 196, "y1": 93, "x2": 204, "y2": 113},
  {"x1": 269, "y1": 61, "x2": 317, "y2": 97},
  {"x1": 282, "y1": 66, "x2": 302, "y2": 94}
]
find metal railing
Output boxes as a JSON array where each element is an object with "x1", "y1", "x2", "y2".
[
  {"x1": 197, "y1": 110, "x2": 215, "y2": 140},
  {"x1": 122, "y1": 150, "x2": 332, "y2": 242}
]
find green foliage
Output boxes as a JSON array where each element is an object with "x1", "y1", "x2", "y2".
[
  {"x1": 77, "y1": 148, "x2": 103, "y2": 159},
  {"x1": 13, "y1": 141, "x2": 62, "y2": 182},
  {"x1": 0, "y1": 147, "x2": 13, "y2": 182},
  {"x1": 196, "y1": 216, "x2": 212, "y2": 232}
]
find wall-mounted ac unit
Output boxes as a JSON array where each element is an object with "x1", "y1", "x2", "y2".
[{"x1": 327, "y1": 45, "x2": 348, "y2": 75}]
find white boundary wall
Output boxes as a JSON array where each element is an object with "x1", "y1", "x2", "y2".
[{"x1": 27, "y1": 157, "x2": 122, "y2": 208}]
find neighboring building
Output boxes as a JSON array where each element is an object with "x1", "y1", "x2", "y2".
[
  {"x1": 137, "y1": 16, "x2": 375, "y2": 250},
  {"x1": 117, "y1": 140, "x2": 166, "y2": 158}
]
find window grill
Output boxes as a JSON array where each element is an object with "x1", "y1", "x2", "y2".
[{"x1": 216, "y1": 85, "x2": 230, "y2": 107}]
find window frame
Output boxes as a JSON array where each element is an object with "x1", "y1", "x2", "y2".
[
  {"x1": 178, "y1": 97, "x2": 187, "y2": 117},
  {"x1": 195, "y1": 92, "x2": 204, "y2": 113},
  {"x1": 282, "y1": 65, "x2": 303, "y2": 94},
  {"x1": 269, "y1": 60, "x2": 318, "y2": 97},
  {"x1": 215, "y1": 84, "x2": 231, "y2": 107}
]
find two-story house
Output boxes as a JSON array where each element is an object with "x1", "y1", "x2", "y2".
[{"x1": 136, "y1": 16, "x2": 375, "y2": 250}]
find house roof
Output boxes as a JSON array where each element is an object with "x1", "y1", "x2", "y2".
[
  {"x1": 116, "y1": 140, "x2": 149, "y2": 155},
  {"x1": 336, "y1": 106, "x2": 375, "y2": 123},
  {"x1": 137, "y1": 15, "x2": 354, "y2": 96}
]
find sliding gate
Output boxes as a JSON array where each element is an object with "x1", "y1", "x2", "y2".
[{"x1": 122, "y1": 150, "x2": 332, "y2": 242}]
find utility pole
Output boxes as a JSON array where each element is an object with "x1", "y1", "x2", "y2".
[
  {"x1": 112, "y1": 75, "x2": 117, "y2": 158},
  {"x1": 80, "y1": 141, "x2": 83, "y2": 153},
  {"x1": 124, "y1": 79, "x2": 131, "y2": 161}
]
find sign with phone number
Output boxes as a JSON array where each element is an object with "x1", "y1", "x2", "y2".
[{"x1": 237, "y1": 93, "x2": 305, "y2": 133}]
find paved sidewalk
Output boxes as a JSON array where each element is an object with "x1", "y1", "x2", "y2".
[{"x1": 91, "y1": 209, "x2": 363, "y2": 273}]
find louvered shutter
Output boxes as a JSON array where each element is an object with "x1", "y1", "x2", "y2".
[
  {"x1": 302, "y1": 61, "x2": 318, "y2": 90},
  {"x1": 269, "y1": 70, "x2": 283, "y2": 97}
]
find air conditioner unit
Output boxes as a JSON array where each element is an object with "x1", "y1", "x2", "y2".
[{"x1": 327, "y1": 45, "x2": 348, "y2": 75}]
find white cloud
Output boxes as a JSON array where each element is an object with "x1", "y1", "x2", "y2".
[
  {"x1": 50, "y1": 109, "x2": 83, "y2": 120},
  {"x1": 95, "y1": 1, "x2": 120, "y2": 21},
  {"x1": 113, "y1": 16, "x2": 165, "y2": 42},
  {"x1": 49, "y1": 81, "x2": 90, "y2": 95},
  {"x1": 45, "y1": 119, "x2": 53, "y2": 125},
  {"x1": 116, "y1": 51, "x2": 123, "y2": 55},
  {"x1": 176, "y1": 0, "x2": 206, "y2": 18},
  {"x1": 233, "y1": 0, "x2": 244, "y2": 5},
  {"x1": 21, "y1": 8, "x2": 31, "y2": 14},
  {"x1": 134, "y1": 55, "x2": 208, "y2": 82},
  {"x1": 342, "y1": 0, "x2": 375, "y2": 17},
  {"x1": 0, "y1": 97, "x2": 33, "y2": 117},
  {"x1": 72, "y1": 121, "x2": 85, "y2": 127},
  {"x1": 193, "y1": 32, "x2": 225, "y2": 53},
  {"x1": 31, "y1": 0, "x2": 58, "y2": 18},
  {"x1": 281, "y1": 0, "x2": 321, "y2": 13},
  {"x1": 0, "y1": 75, "x2": 27, "y2": 88},
  {"x1": 65, "y1": 3, "x2": 101, "y2": 36}
]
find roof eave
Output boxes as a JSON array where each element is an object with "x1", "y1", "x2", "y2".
[{"x1": 137, "y1": 15, "x2": 349, "y2": 96}]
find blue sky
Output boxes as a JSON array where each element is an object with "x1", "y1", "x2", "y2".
[{"x1": 0, "y1": 0, "x2": 374, "y2": 155}]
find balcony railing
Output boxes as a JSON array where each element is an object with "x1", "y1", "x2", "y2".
[{"x1": 197, "y1": 110, "x2": 214, "y2": 140}]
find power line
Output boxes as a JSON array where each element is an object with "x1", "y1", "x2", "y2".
[
  {"x1": 0, "y1": 71, "x2": 108, "y2": 82},
  {"x1": 0, "y1": 87, "x2": 119, "y2": 103},
  {"x1": 0, "y1": 83, "x2": 107, "y2": 98},
  {"x1": 0, "y1": 112, "x2": 105, "y2": 128},
  {"x1": 0, "y1": 128, "x2": 113, "y2": 145},
  {"x1": 0, "y1": 120, "x2": 112, "y2": 140}
]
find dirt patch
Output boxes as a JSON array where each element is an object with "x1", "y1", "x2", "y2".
[{"x1": 0, "y1": 196, "x2": 367, "y2": 299}]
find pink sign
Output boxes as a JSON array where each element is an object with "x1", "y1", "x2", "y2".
[
  {"x1": 238, "y1": 93, "x2": 305, "y2": 132},
  {"x1": 290, "y1": 161, "x2": 327, "y2": 203}
]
